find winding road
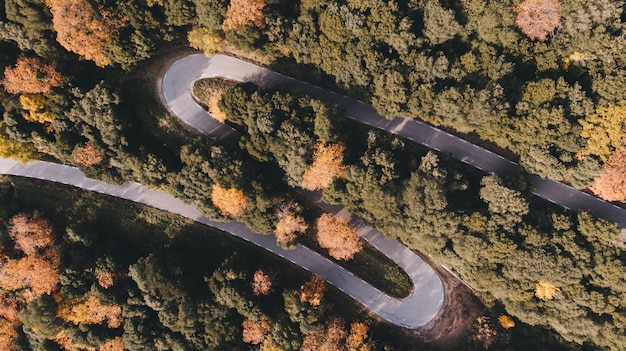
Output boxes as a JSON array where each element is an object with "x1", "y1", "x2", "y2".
[
  {"x1": 162, "y1": 54, "x2": 626, "y2": 230},
  {"x1": 2, "y1": 52, "x2": 625, "y2": 331}
]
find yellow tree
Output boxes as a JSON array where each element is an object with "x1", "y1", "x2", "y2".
[
  {"x1": 315, "y1": 214, "x2": 363, "y2": 260},
  {"x1": 302, "y1": 141, "x2": 347, "y2": 191},
  {"x1": 19, "y1": 94, "x2": 56, "y2": 125},
  {"x1": 210, "y1": 183, "x2": 247, "y2": 218},
  {"x1": 535, "y1": 280, "x2": 559, "y2": 300},
  {"x1": 590, "y1": 146, "x2": 626, "y2": 201},
  {"x1": 188, "y1": 26, "x2": 223, "y2": 57},
  {"x1": 345, "y1": 321, "x2": 372, "y2": 351},
  {"x1": 299, "y1": 274, "x2": 327, "y2": 306},
  {"x1": 0, "y1": 122, "x2": 38, "y2": 161},
  {"x1": 514, "y1": 0, "x2": 562, "y2": 41},
  {"x1": 578, "y1": 101, "x2": 626, "y2": 162},
  {"x1": 222, "y1": 0, "x2": 266, "y2": 31},
  {"x1": 242, "y1": 318, "x2": 270, "y2": 344},
  {"x1": 56, "y1": 295, "x2": 123, "y2": 328},
  {"x1": 2, "y1": 56, "x2": 64, "y2": 94},
  {"x1": 46, "y1": 0, "x2": 125, "y2": 67}
]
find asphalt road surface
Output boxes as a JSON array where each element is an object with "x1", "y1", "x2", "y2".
[
  {"x1": 0, "y1": 158, "x2": 443, "y2": 328},
  {"x1": 161, "y1": 53, "x2": 626, "y2": 229}
]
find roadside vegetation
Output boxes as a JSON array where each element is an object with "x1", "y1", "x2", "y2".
[{"x1": 1, "y1": 0, "x2": 626, "y2": 350}]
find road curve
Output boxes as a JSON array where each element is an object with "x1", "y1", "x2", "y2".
[
  {"x1": 162, "y1": 53, "x2": 626, "y2": 230},
  {"x1": 161, "y1": 54, "x2": 446, "y2": 327},
  {"x1": 0, "y1": 158, "x2": 443, "y2": 328}
]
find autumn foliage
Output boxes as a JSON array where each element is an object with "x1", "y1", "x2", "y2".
[
  {"x1": 315, "y1": 214, "x2": 363, "y2": 260},
  {"x1": 208, "y1": 94, "x2": 227, "y2": 123},
  {"x1": 46, "y1": 0, "x2": 125, "y2": 67},
  {"x1": 19, "y1": 94, "x2": 56, "y2": 126},
  {"x1": 71, "y1": 142, "x2": 103, "y2": 167},
  {"x1": 273, "y1": 203, "x2": 307, "y2": 247},
  {"x1": 514, "y1": 0, "x2": 562, "y2": 41},
  {"x1": 56, "y1": 294, "x2": 123, "y2": 328},
  {"x1": 242, "y1": 318, "x2": 271, "y2": 344},
  {"x1": 211, "y1": 183, "x2": 247, "y2": 218},
  {"x1": 301, "y1": 316, "x2": 347, "y2": 351},
  {"x1": 498, "y1": 315, "x2": 516, "y2": 329},
  {"x1": 251, "y1": 269, "x2": 272, "y2": 296},
  {"x1": 591, "y1": 146, "x2": 626, "y2": 201},
  {"x1": 222, "y1": 0, "x2": 266, "y2": 31},
  {"x1": 534, "y1": 280, "x2": 559, "y2": 300},
  {"x1": 0, "y1": 213, "x2": 61, "y2": 349},
  {"x1": 299, "y1": 274, "x2": 327, "y2": 306},
  {"x1": 302, "y1": 142, "x2": 347, "y2": 191},
  {"x1": 2, "y1": 56, "x2": 64, "y2": 94},
  {"x1": 9, "y1": 212, "x2": 55, "y2": 256}
]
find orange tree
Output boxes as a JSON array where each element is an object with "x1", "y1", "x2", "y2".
[{"x1": 315, "y1": 214, "x2": 363, "y2": 260}]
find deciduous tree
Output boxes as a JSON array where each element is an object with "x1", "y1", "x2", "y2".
[
  {"x1": 514, "y1": 0, "x2": 562, "y2": 41},
  {"x1": 242, "y1": 318, "x2": 270, "y2": 344},
  {"x1": 2, "y1": 55, "x2": 63, "y2": 94},
  {"x1": 56, "y1": 295, "x2": 123, "y2": 328},
  {"x1": 315, "y1": 214, "x2": 362, "y2": 260},
  {"x1": 273, "y1": 202, "x2": 307, "y2": 248},
  {"x1": 251, "y1": 269, "x2": 272, "y2": 296},
  {"x1": 9, "y1": 212, "x2": 54, "y2": 256},
  {"x1": 578, "y1": 101, "x2": 626, "y2": 162},
  {"x1": 46, "y1": 0, "x2": 125, "y2": 67},
  {"x1": 222, "y1": 0, "x2": 266, "y2": 31},
  {"x1": 591, "y1": 146, "x2": 626, "y2": 201},
  {"x1": 300, "y1": 316, "x2": 347, "y2": 351},
  {"x1": 188, "y1": 26, "x2": 223, "y2": 56},
  {"x1": 302, "y1": 142, "x2": 347, "y2": 191},
  {"x1": 299, "y1": 274, "x2": 326, "y2": 306},
  {"x1": 345, "y1": 321, "x2": 372, "y2": 351},
  {"x1": 534, "y1": 280, "x2": 559, "y2": 300},
  {"x1": 210, "y1": 183, "x2": 247, "y2": 218},
  {"x1": 71, "y1": 142, "x2": 103, "y2": 167},
  {"x1": 0, "y1": 318, "x2": 19, "y2": 351},
  {"x1": 19, "y1": 94, "x2": 56, "y2": 125}
]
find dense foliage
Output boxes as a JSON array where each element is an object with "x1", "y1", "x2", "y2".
[
  {"x1": 218, "y1": 83, "x2": 626, "y2": 350},
  {"x1": 0, "y1": 179, "x2": 386, "y2": 351},
  {"x1": 1, "y1": 0, "x2": 626, "y2": 349}
]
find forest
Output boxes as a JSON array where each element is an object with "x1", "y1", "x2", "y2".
[{"x1": 1, "y1": 0, "x2": 625, "y2": 350}]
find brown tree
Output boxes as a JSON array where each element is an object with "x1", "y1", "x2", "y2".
[
  {"x1": 0, "y1": 251, "x2": 61, "y2": 301},
  {"x1": 514, "y1": 0, "x2": 562, "y2": 41},
  {"x1": 9, "y1": 213, "x2": 55, "y2": 257},
  {"x1": 71, "y1": 142, "x2": 103, "y2": 167},
  {"x1": 242, "y1": 318, "x2": 270, "y2": 344},
  {"x1": 98, "y1": 337, "x2": 125, "y2": 351},
  {"x1": 222, "y1": 0, "x2": 266, "y2": 31},
  {"x1": 299, "y1": 274, "x2": 327, "y2": 306},
  {"x1": 251, "y1": 269, "x2": 272, "y2": 296},
  {"x1": 302, "y1": 142, "x2": 348, "y2": 191},
  {"x1": 315, "y1": 214, "x2": 363, "y2": 260},
  {"x1": 0, "y1": 318, "x2": 19, "y2": 351},
  {"x1": 274, "y1": 202, "x2": 307, "y2": 247},
  {"x1": 46, "y1": 0, "x2": 125, "y2": 67},
  {"x1": 2, "y1": 56, "x2": 64, "y2": 94},
  {"x1": 591, "y1": 146, "x2": 626, "y2": 201},
  {"x1": 300, "y1": 316, "x2": 347, "y2": 351},
  {"x1": 210, "y1": 183, "x2": 247, "y2": 218}
]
